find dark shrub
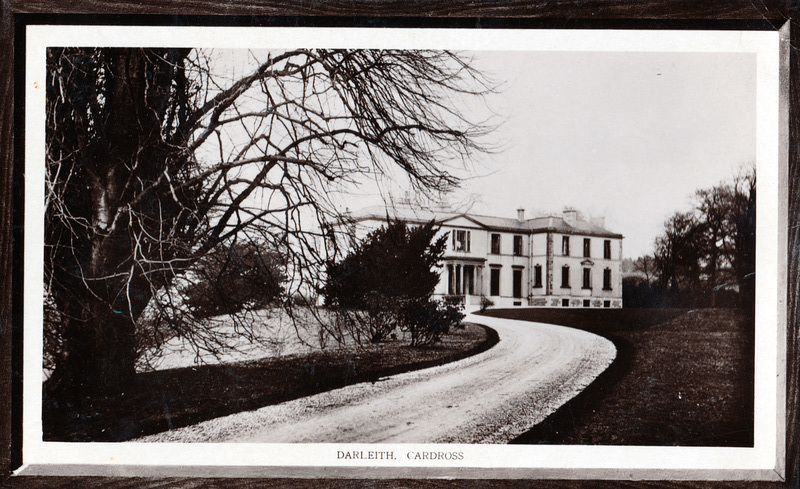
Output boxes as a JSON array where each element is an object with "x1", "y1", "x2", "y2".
[
  {"x1": 324, "y1": 219, "x2": 452, "y2": 344},
  {"x1": 400, "y1": 296, "x2": 465, "y2": 346}
]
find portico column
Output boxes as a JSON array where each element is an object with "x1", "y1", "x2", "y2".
[{"x1": 447, "y1": 264, "x2": 454, "y2": 295}]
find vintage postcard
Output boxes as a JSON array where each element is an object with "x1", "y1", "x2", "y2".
[{"x1": 17, "y1": 24, "x2": 787, "y2": 479}]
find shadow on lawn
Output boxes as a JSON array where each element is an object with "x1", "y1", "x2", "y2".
[{"x1": 43, "y1": 323, "x2": 498, "y2": 442}]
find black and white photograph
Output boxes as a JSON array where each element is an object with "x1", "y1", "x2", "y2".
[{"x1": 17, "y1": 25, "x2": 786, "y2": 478}]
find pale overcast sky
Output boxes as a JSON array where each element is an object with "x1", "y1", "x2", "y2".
[{"x1": 364, "y1": 50, "x2": 757, "y2": 259}]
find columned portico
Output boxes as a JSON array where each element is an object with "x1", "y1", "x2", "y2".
[{"x1": 444, "y1": 258, "x2": 486, "y2": 304}]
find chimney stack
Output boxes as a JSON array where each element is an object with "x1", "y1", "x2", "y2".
[
  {"x1": 517, "y1": 208, "x2": 525, "y2": 222},
  {"x1": 563, "y1": 208, "x2": 578, "y2": 225}
]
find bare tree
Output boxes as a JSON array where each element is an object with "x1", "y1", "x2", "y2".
[
  {"x1": 45, "y1": 48, "x2": 495, "y2": 399},
  {"x1": 646, "y1": 168, "x2": 756, "y2": 308},
  {"x1": 633, "y1": 255, "x2": 657, "y2": 284},
  {"x1": 653, "y1": 211, "x2": 704, "y2": 295},
  {"x1": 731, "y1": 168, "x2": 756, "y2": 310}
]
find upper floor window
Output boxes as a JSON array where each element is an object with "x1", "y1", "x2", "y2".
[
  {"x1": 583, "y1": 238, "x2": 591, "y2": 258},
  {"x1": 562, "y1": 236, "x2": 570, "y2": 256},
  {"x1": 604, "y1": 240, "x2": 612, "y2": 259},
  {"x1": 603, "y1": 268, "x2": 612, "y2": 290},
  {"x1": 453, "y1": 229, "x2": 471, "y2": 252},
  {"x1": 490, "y1": 233, "x2": 501, "y2": 254},
  {"x1": 513, "y1": 235, "x2": 523, "y2": 256}
]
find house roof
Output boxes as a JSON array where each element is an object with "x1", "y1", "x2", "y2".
[{"x1": 347, "y1": 204, "x2": 623, "y2": 239}]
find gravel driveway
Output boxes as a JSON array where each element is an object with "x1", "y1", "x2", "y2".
[{"x1": 136, "y1": 313, "x2": 616, "y2": 444}]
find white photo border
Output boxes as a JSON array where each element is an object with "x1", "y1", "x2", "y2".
[{"x1": 18, "y1": 24, "x2": 788, "y2": 480}]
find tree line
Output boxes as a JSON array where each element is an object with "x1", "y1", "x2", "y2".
[{"x1": 625, "y1": 169, "x2": 755, "y2": 310}]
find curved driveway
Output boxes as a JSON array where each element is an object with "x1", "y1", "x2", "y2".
[{"x1": 137, "y1": 314, "x2": 616, "y2": 444}]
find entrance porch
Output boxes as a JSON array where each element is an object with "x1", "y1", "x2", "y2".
[{"x1": 443, "y1": 260, "x2": 485, "y2": 306}]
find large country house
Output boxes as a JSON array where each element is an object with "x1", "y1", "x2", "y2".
[{"x1": 345, "y1": 204, "x2": 624, "y2": 308}]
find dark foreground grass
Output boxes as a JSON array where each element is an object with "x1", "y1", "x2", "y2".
[
  {"x1": 480, "y1": 307, "x2": 754, "y2": 446},
  {"x1": 43, "y1": 323, "x2": 498, "y2": 442}
]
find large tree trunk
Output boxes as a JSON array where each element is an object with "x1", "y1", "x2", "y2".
[
  {"x1": 48, "y1": 228, "x2": 153, "y2": 399},
  {"x1": 52, "y1": 302, "x2": 139, "y2": 398},
  {"x1": 46, "y1": 48, "x2": 193, "y2": 399}
]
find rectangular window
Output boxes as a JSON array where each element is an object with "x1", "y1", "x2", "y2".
[
  {"x1": 583, "y1": 238, "x2": 591, "y2": 257},
  {"x1": 513, "y1": 269, "x2": 522, "y2": 298},
  {"x1": 454, "y1": 229, "x2": 471, "y2": 252},
  {"x1": 582, "y1": 268, "x2": 591, "y2": 289},
  {"x1": 583, "y1": 299, "x2": 591, "y2": 307},
  {"x1": 604, "y1": 300, "x2": 611, "y2": 308},
  {"x1": 603, "y1": 268, "x2": 612, "y2": 290},
  {"x1": 490, "y1": 268, "x2": 501, "y2": 296},
  {"x1": 562, "y1": 298, "x2": 570, "y2": 307},
  {"x1": 561, "y1": 265, "x2": 570, "y2": 288},
  {"x1": 604, "y1": 240, "x2": 612, "y2": 259},
  {"x1": 562, "y1": 236, "x2": 570, "y2": 256},
  {"x1": 533, "y1": 265, "x2": 543, "y2": 288},
  {"x1": 513, "y1": 235, "x2": 523, "y2": 256},
  {"x1": 491, "y1": 233, "x2": 501, "y2": 254}
]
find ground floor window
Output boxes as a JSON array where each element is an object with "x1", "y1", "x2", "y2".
[
  {"x1": 603, "y1": 268, "x2": 612, "y2": 290},
  {"x1": 582, "y1": 268, "x2": 591, "y2": 289},
  {"x1": 512, "y1": 269, "x2": 522, "y2": 298},
  {"x1": 533, "y1": 264, "x2": 543, "y2": 288},
  {"x1": 490, "y1": 268, "x2": 501, "y2": 296},
  {"x1": 561, "y1": 265, "x2": 570, "y2": 288}
]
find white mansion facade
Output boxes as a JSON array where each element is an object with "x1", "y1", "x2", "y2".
[{"x1": 346, "y1": 205, "x2": 624, "y2": 309}]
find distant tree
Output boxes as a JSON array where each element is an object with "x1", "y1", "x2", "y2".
[
  {"x1": 643, "y1": 168, "x2": 755, "y2": 308},
  {"x1": 633, "y1": 255, "x2": 657, "y2": 284},
  {"x1": 731, "y1": 170, "x2": 756, "y2": 312},
  {"x1": 654, "y1": 211, "x2": 705, "y2": 296},
  {"x1": 694, "y1": 184, "x2": 739, "y2": 302},
  {"x1": 182, "y1": 240, "x2": 285, "y2": 319}
]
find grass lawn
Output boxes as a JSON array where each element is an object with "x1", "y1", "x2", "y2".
[
  {"x1": 480, "y1": 307, "x2": 754, "y2": 446},
  {"x1": 43, "y1": 322, "x2": 497, "y2": 442}
]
